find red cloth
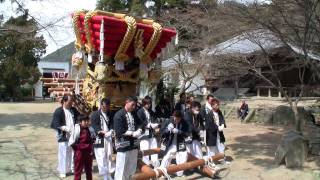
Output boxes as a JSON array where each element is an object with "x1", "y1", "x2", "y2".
[
  {"x1": 73, "y1": 127, "x2": 93, "y2": 180},
  {"x1": 75, "y1": 13, "x2": 177, "y2": 63},
  {"x1": 75, "y1": 127, "x2": 93, "y2": 150}
]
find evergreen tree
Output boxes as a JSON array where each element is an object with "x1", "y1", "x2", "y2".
[
  {"x1": 0, "y1": 12, "x2": 46, "y2": 99},
  {"x1": 130, "y1": 0, "x2": 146, "y2": 17},
  {"x1": 96, "y1": 0, "x2": 129, "y2": 11}
]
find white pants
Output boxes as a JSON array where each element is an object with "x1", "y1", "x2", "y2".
[
  {"x1": 115, "y1": 149, "x2": 138, "y2": 180},
  {"x1": 186, "y1": 140, "x2": 203, "y2": 159},
  {"x1": 57, "y1": 141, "x2": 73, "y2": 174},
  {"x1": 94, "y1": 137, "x2": 115, "y2": 178},
  {"x1": 160, "y1": 145, "x2": 188, "y2": 176},
  {"x1": 140, "y1": 137, "x2": 158, "y2": 165}
]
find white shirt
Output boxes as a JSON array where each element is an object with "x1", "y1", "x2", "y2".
[
  {"x1": 143, "y1": 107, "x2": 150, "y2": 123},
  {"x1": 126, "y1": 112, "x2": 135, "y2": 131},
  {"x1": 172, "y1": 123, "x2": 179, "y2": 146},
  {"x1": 63, "y1": 107, "x2": 74, "y2": 137},
  {"x1": 101, "y1": 111, "x2": 109, "y2": 131},
  {"x1": 205, "y1": 102, "x2": 212, "y2": 111},
  {"x1": 213, "y1": 111, "x2": 219, "y2": 125},
  {"x1": 102, "y1": 112, "x2": 107, "y2": 121}
]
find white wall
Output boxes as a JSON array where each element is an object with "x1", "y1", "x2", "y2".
[
  {"x1": 34, "y1": 61, "x2": 70, "y2": 98},
  {"x1": 162, "y1": 57, "x2": 205, "y2": 95}
]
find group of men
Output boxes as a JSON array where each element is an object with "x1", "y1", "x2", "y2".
[{"x1": 50, "y1": 93, "x2": 227, "y2": 180}]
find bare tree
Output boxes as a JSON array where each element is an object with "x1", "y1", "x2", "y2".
[
  {"x1": 158, "y1": 3, "x2": 255, "y2": 95},
  {"x1": 177, "y1": 50, "x2": 204, "y2": 93},
  {"x1": 207, "y1": 0, "x2": 320, "y2": 132},
  {"x1": 162, "y1": 48, "x2": 206, "y2": 94},
  {"x1": 0, "y1": 0, "x2": 68, "y2": 46}
]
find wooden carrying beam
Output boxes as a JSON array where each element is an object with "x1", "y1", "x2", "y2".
[
  {"x1": 41, "y1": 78, "x2": 84, "y2": 83},
  {"x1": 187, "y1": 153, "x2": 218, "y2": 178},
  {"x1": 133, "y1": 153, "x2": 224, "y2": 180},
  {"x1": 138, "y1": 148, "x2": 161, "y2": 157}
]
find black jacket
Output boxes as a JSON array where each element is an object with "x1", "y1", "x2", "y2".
[
  {"x1": 50, "y1": 106, "x2": 79, "y2": 142},
  {"x1": 90, "y1": 109, "x2": 114, "y2": 148},
  {"x1": 174, "y1": 101, "x2": 186, "y2": 113},
  {"x1": 160, "y1": 118, "x2": 190, "y2": 153},
  {"x1": 216, "y1": 110, "x2": 226, "y2": 143},
  {"x1": 184, "y1": 110, "x2": 204, "y2": 141},
  {"x1": 137, "y1": 107, "x2": 157, "y2": 139},
  {"x1": 155, "y1": 103, "x2": 172, "y2": 119},
  {"x1": 204, "y1": 109, "x2": 226, "y2": 146},
  {"x1": 113, "y1": 108, "x2": 143, "y2": 152}
]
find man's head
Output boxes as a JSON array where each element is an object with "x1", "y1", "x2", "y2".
[
  {"x1": 61, "y1": 95, "x2": 74, "y2": 109},
  {"x1": 206, "y1": 94, "x2": 214, "y2": 105},
  {"x1": 191, "y1": 101, "x2": 201, "y2": 115},
  {"x1": 242, "y1": 100, "x2": 246, "y2": 104},
  {"x1": 188, "y1": 94, "x2": 195, "y2": 102},
  {"x1": 78, "y1": 115, "x2": 91, "y2": 128},
  {"x1": 124, "y1": 96, "x2": 137, "y2": 112},
  {"x1": 186, "y1": 100, "x2": 191, "y2": 110},
  {"x1": 212, "y1": 98, "x2": 220, "y2": 111},
  {"x1": 179, "y1": 92, "x2": 186, "y2": 102},
  {"x1": 172, "y1": 110, "x2": 182, "y2": 124},
  {"x1": 142, "y1": 96, "x2": 152, "y2": 110},
  {"x1": 100, "y1": 98, "x2": 110, "y2": 113}
]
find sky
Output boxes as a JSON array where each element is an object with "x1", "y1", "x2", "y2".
[
  {"x1": 0, "y1": 0, "x2": 96, "y2": 56},
  {"x1": 0, "y1": 0, "x2": 269, "y2": 57}
]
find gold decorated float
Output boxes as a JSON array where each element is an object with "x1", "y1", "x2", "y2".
[{"x1": 42, "y1": 10, "x2": 177, "y2": 113}]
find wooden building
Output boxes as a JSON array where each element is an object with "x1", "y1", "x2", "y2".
[{"x1": 202, "y1": 30, "x2": 320, "y2": 99}]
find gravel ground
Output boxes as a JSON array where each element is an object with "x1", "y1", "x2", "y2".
[{"x1": 0, "y1": 101, "x2": 319, "y2": 180}]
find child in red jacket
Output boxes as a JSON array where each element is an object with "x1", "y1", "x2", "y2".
[{"x1": 69, "y1": 115, "x2": 96, "y2": 180}]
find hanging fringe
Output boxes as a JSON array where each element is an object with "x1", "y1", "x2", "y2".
[
  {"x1": 75, "y1": 74, "x2": 80, "y2": 95},
  {"x1": 88, "y1": 53, "x2": 93, "y2": 63},
  {"x1": 99, "y1": 19, "x2": 104, "y2": 63},
  {"x1": 139, "y1": 63, "x2": 148, "y2": 79},
  {"x1": 175, "y1": 30, "x2": 179, "y2": 45},
  {"x1": 95, "y1": 61, "x2": 107, "y2": 82}
]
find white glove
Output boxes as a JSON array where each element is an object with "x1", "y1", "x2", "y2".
[
  {"x1": 172, "y1": 128, "x2": 179, "y2": 134},
  {"x1": 185, "y1": 136, "x2": 192, "y2": 143},
  {"x1": 199, "y1": 130, "x2": 205, "y2": 138},
  {"x1": 105, "y1": 130, "x2": 113, "y2": 138},
  {"x1": 146, "y1": 123, "x2": 152, "y2": 128},
  {"x1": 124, "y1": 130, "x2": 133, "y2": 136},
  {"x1": 132, "y1": 129, "x2": 142, "y2": 138},
  {"x1": 167, "y1": 123, "x2": 174, "y2": 131},
  {"x1": 218, "y1": 125, "x2": 224, "y2": 132},
  {"x1": 60, "y1": 126, "x2": 71, "y2": 133},
  {"x1": 215, "y1": 119, "x2": 219, "y2": 126},
  {"x1": 151, "y1": 123, "x2": 159, "y2": 129}
]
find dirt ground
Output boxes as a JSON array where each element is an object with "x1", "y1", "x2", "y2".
[
  {"x1": 224, "y1": 97, "x2": 319, "y2": 109},
  {"x1": 0, "y1": 101, "x2": 319, "y2": 180}
]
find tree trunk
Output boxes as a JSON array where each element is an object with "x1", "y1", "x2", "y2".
[
  {"x1": 292, "y1": 104, "x2": 302, "y2": 132},
  {"x1": 180, "y1": 80, "x2": 186, "y2": 94},
  {"x1": 234, "y1": 78, "x2": 239, "y2": 98}
]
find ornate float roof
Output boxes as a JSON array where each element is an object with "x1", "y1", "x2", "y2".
[{"x1": 72, "y1": 10, "x2": 177, "y2": 64}]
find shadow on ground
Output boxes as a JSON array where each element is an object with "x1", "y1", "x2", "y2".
[
  {"x1": 0, "y1": 113, "x2": 52, "y2": 131},
  {"x1": 227, "y1": 131, "x2": 285, "y2": 169}
]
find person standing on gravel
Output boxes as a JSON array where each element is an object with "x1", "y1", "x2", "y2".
[
  {"x1": 50, "y1": 95, "x2": 79, "y2": 178},
  {"x1": 91, "y1": 98, "x2": 115, "y2": 180},
  {"x1": 113, "y1": 96, "x2": 143, "y2": 180},
  {"x1": 205, "y1": 98, "x2": 226, "y2": 157}
]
